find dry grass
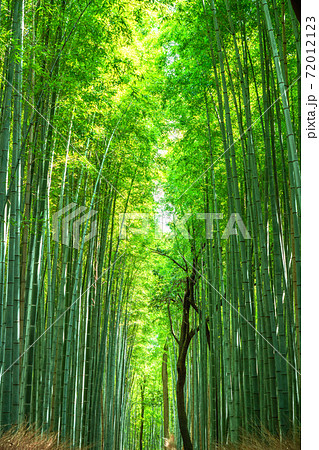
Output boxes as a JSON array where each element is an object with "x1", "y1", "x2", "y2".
[
  {"x1": 215, "y1": 429, "x2": 301, "y2": 450},
  {"x1": 0, "y1": 425, "x2": 301, "y2": 449},
  {"x1": 0, "y1": 425, "x2": 75, "y2": 449}
]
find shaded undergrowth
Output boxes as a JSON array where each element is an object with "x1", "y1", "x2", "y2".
[
  {"x1": 0, "y1": 424, "x2": 300, "y2": 449},
  {"x1": 216, "y1": 428, "x2": 301, "y2": 450},
  {"x1": 0, "y1": 425, "x2": 76, "y2": 449}
]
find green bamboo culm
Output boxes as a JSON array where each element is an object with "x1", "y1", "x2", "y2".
[{"x1": 0, "y1": 0, "x2": 300, "y2": 448}]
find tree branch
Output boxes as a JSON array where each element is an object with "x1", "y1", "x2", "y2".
[
  {"x1": 151, "y1": 249, "x2": 187, "y2": 272},
  {"x1": 189, "y1": 297, "x2": 199, "y2": 314},
  {"x1": 167, "y1": 300, "x2": 179, "y2": 344},
  {"x1": 189, "y1": 326, "x2": 200, "y2": 341}
]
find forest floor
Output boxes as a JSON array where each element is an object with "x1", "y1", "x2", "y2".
[{"x1": 0, "y1": 426, "x2": 301, "y2": 449}]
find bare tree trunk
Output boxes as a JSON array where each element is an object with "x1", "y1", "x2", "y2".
[
  {"x1": 177, "y1": 356, "x2": 192, "y2": 450},
  {"x1": 289, "y1": 0, "x2": 300, "y2": 23},
  {"x1": 176, "y1": 276, "x2": 196, "y2": 450},
  {"x1": 139, "y1": 379, "x2": 145, "y2": 450},
  {"x1": 162, "y1": 340, "x2": 170, "y2": 442},
  {"x1": 159, "y1": 252, "x2": 199, "y2": 450}
]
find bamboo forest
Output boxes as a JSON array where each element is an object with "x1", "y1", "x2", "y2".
[{"x1": 0, "y1": 0, "x2": 302, "y2": 448}]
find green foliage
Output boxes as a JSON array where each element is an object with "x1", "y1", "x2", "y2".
[{"x1": 0, "y1": 0, "x2": 300, "y2": 448}]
